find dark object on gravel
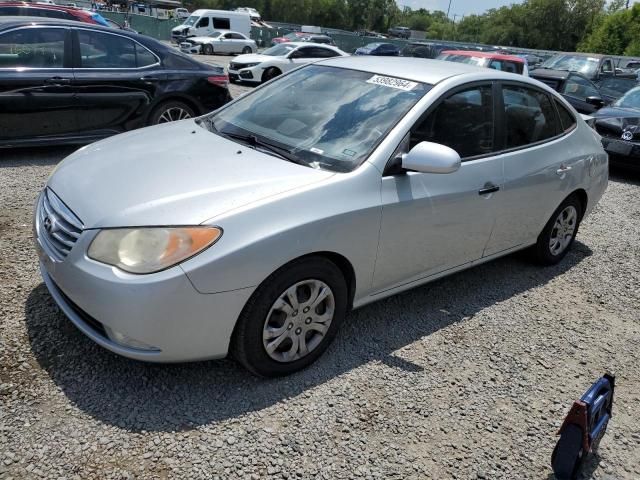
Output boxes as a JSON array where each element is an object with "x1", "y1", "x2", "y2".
[{"x1": 551, "y1": 373, "x2": 615, "y2": 479}]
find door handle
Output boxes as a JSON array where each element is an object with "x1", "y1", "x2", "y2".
[
  {"x1": 557, "y1": 165, "x2": 573, "y2": 175},
  {"x1": 44, "y1": 77, "x2": 71, "y2": 85},
  {"x1": 478, "y1": 184, "x2": 500, "y2": 196}
]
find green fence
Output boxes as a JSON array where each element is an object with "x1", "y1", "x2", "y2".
[
  {"x1": 99, "y1": 13, "x2": 409, "y2": 52},
  {"x1": 101, "y1": 11, "x2": 182, "y2": 40}
]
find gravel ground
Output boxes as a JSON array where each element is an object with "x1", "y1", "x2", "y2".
[{"x1": 1, "y1": 142, "x2": 640, "y2": 480}]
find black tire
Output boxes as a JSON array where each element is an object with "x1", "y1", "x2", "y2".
[
  {"x1": 551, "y1": 424, "x2": 585, "y2": 480},
  {"x1": 147, "y1": 100, "x2": 195, "y2": 126},
  {"x1": 242, "y1": 46, "x2": 252, "y2": 54},
  {"x1": 531, "y1": 195, "x2": 582, "y2": 265},
  {"x1": 261, "y1": 67, "x2": 281, "y2": 83},
  {"x1": 202, "y1": 43, "x2": 214, "y2": 55},
  {"x1": 232, "y1": 257, "x2": 348, "y2": 377}
]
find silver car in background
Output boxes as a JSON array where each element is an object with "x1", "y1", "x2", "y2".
[
  {"x1": 34, "y1": 57, "x2": 608, "y2": 377},
  {"x1": 180, "y1": 30, "x2": 256, "y2": 55}
]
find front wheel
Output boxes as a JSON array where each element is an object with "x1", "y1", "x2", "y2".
[
  {"x1": 231, "y1": 257, "x2": 348, "y2": 377},
  {"x1": 531, "y1": 195, "x2": 582, "y2": 265},
  {"x1": 202, "y1": 43, "x2": 214, "y2": 55},
  {"x1": 261, "y1": 67, "x2": 281, "y2": 83}
]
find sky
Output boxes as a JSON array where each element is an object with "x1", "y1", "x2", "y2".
[{"x1": 397, "y1": 0, "x2": 639, "y2": 16}]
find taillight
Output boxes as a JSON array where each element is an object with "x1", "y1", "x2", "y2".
[{"x1": 207, "y1": 75, "x2": 229, "y2": 88}]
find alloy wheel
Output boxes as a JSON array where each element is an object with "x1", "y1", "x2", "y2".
[
  {"x1": 157, "y1": 107, "x2": 192, "y2": 123},
  {"x1": 262, "y1": 279, "x2": 335, "y2": 363},
  {"x1": 549, "y1": 205, "x2": 578, "y2": 256}
]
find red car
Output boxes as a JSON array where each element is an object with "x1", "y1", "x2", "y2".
[
  {"x1": 437, "y1": 50, "x2": 529, "y2": 76},
  {"x1": 270, "y1": 32, "x2": 308, "y2": 45},
  {"x1": 0, "y1": 3, "x2": 111, "y2": 26}
]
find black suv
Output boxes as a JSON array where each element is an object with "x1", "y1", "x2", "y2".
[{"x1": 388, "y1": 26, "x2": 410, "y2": 39}]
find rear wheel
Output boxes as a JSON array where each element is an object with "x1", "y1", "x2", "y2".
[
  {"x1": 202, "y1": 43, "x2": 214, "y2": 55},
  {"x1": 148, "y1": 100, "x2": 195, "y2": 125},
  {"x1": 232, "y1": 257, "x2": 348, "y2": 377},
  {"x1": 531, "y1": 195, "x2": 582, "y2": 265},
  {"x1": 261, "y1": 67, "x2": 281, "y2": 83},
  {"x1": 242, "y1": 46, "x2": 252, "y2": 54}
]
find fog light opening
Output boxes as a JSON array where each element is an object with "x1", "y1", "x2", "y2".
[{"x1": 104, "y1": 326, "x2": 161, "y2": 352}]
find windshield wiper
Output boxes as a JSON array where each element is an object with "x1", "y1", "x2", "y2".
[{"x1": 220, "y1": 131, "x2": 308, "y2": 166}]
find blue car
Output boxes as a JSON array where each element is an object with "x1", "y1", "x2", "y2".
[{"x1": 354, "y1": 42, "x2": 400, "y2": 56}]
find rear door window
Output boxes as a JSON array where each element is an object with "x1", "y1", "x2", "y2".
[
  {"x1": 501, "y1": 84, "x2": 560, "y2": 149},
  {"x1": 77, "y1": 30, "x2": 138, "y2": 68},
  {"x1": 0, "y1": 27, "x2": 66, "y2": 69},
  {"x1": 554, "y1": 99, "x2": 577, "y2": 132}
]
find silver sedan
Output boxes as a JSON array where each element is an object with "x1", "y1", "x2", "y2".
[
  {"x1": 180, "y1": 30, "x2": 256, "y2": 55},
  {"x1": 34, "y1": 57, "x2": 608, "y2": 376}
]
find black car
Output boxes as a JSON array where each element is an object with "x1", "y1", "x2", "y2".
[
  {"x1": 0, "y1": 17, "x2": 231, "y2": 148},
  {"x1": 530, "y1": 69, "x2": 637, "y2": 114},
  {"x1": 593, "y1": 85, "x2": 640, "y2": 170},
  {"x1": 401, "y1": 41, "x2": 462, "y2": 60},
  {"x1": 532, "y1": 53, "x2": 636, "y2": 82},
  {"x1": 388, "y1": 26, "x2": 410, "y2": 39},
  {"x1": 354, "y1": 42, "x2": 400, "y2": 56}
]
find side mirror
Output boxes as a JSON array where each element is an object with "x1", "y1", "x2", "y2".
[
  {"x1": 586, "y1": 96, "x2": 605, "y2": 108},
  {"x1": 401, "y1": 141, "x2": 461, "y2": 174}
]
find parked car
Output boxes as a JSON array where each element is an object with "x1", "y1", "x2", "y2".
[
  {"x1": 174, "y1": 8, "x2": 190, "y2": 19},
  {"x1": 388, "y1": 26, "x2": 410, "y2": 39},
  {"x1": 271, "y1": 32, "x2": 334, "y2": 46},
  {"x1": 615, "y1": 57, "x2": 640, "y2": 74},
  {"x1": 592, "y1": 85, "x2": 640, "y2": 170},
  {"x1": 180, "y1": 30, "x2": 256, "y2": 55},
  {"x1": 171, "y1": 9, "x2": 251, "y2": 43},
  {"x1": 401, "y1": 41, "x2": 463, "y2": 59},
  {"x1": 530, "y1": 70, "x2": 638, "y2": 114},
  {"x1": 437, "y1": 50, "x2": 529, "y2": 76},
  {"x1": 227, "y1": 42, "x2": 347, "y2": 84},
  {"x1": 0, "y1": 2, "x2": 110, "y2": 25},
  {"x1": 234, "y1": 7, "x2": 261, "y2": 21},
  {"x1": 354, "y1": 42, "x2": 400, "y2": 56},
  {"x1": 34, "y1": 57, "x2": 608, "y2": 376},
  {"x1": 0, "y1": 17, "x2": 231, "y2": 148},
  {"x1": 532, "y1": 53, "x2": 636, "y2": 82}
]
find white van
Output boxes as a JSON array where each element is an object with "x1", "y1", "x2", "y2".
[{"x1": 171, "y1": 9, "x2": 251, "y2": 43}]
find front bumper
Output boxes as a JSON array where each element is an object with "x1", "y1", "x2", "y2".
[
  {"x1": 180, "y1": 42, "x2": 201, "y2": 54},
  {"x1": 35, "y1": 229, "x2": 254, "y2": 363},
  {"x1": 228, "y1": 67, "x2": 261, "y2": 83},
  {"x1": 601, "y1": 137, "x2": 640, "y2": 168}
]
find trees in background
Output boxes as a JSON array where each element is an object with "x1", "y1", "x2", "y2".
[{"x1": 182, "y1": 0, "x2": 640, "y2": 54}]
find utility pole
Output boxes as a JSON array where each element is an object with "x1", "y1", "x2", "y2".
[{"x1": 447, "y1": 0, "x2": 453, "y2": 19}]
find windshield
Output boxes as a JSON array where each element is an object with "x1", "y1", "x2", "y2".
[
  {"x1": 199, "y1": 65, "x2": 430, "y2": 173},
  {"x1": 540, "y1": 54, "x2": 599, "y2": 77},
  {"x1": 209, "y1": 31, "x2": 223, "y2": 38},
  {"x1": 263, "y1": 44, "x2": 296, "y2": 56},
  {"x1": 284, "y1": 32, "x2": 301, "y2": 40},
  {"x1": 183, "y1": 15, "x2": 198, "y2": 27},
  {"x1": 614, "y1": 86, "x2": 640, "y2": 109}
]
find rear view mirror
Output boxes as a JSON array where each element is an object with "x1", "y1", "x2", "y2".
[
  {"x1": 586, "y1": 96, "x2": 605, "y2": 108},
  {"x1": 402, "y1": 141, "x2": 461, "y2": 174}
]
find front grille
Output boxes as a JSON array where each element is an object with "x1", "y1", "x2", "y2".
[{"x1": 37, "y1": 188, "x2": 83, "y2": 262}]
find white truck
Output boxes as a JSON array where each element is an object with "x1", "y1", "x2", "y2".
[{"x1": 171, "y1": 9, "x2": 251, "y2": 43}]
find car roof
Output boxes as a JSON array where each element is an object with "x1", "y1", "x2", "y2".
[
  {"x1": 319, "y1": 56, "x2": 531, "y2": 84},
  {"x1": 0, "y1": 2, "x2": 91, "y2": 13},
  {"x1": 287, "y1": 42, "x2": 340, "y2": 50},
  {"x1": 442, "y1": 50, "x2": 525, "y2": 63}
]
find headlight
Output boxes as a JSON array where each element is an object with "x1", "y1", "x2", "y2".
[
  {"x1": 241, "y1": 63, "x2": 259, "y2": 68},
  {"x1": 88, "y1": 227, "x2": 222, "y2": 274}
]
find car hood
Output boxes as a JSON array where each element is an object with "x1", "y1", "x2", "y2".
[
  {"x1": 184, "y1": 36, "x2": 214, "y2": 43},
  {"x1": 47, "y1": 120, "x2": 334, "y2": 229},
  {"x1": 593, "y1": 106, "x2": 640, "y2": 141},
  {"x1": 232, "y1": 53, "x2": 280, "y2": 63}
]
